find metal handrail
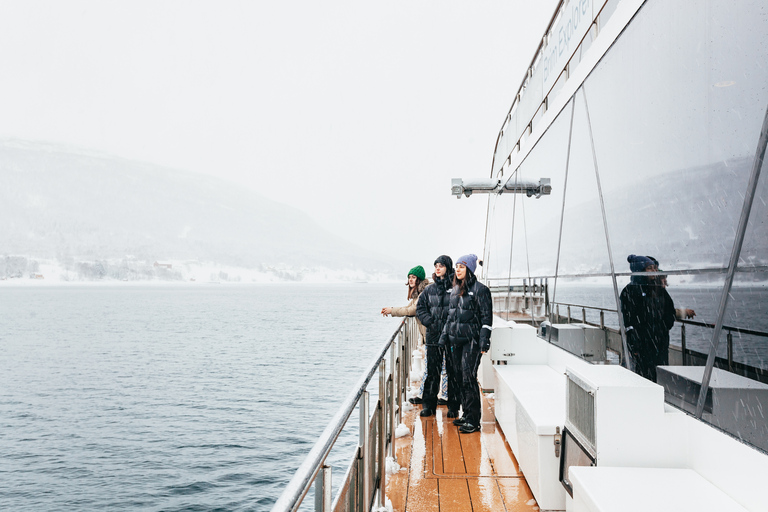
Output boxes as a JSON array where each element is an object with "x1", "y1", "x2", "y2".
[
  {"x1": 678, "y1": 318, "x2": 768, "y2": 339},
  {"x1": 483, "y1": 266, "x2": 768, "y2": 282},
  {"x1": 551, "y1": 300, "x2": 768, "y2": 338},
  {"x1": 553, "y1": 301, "x2": 617, "y2": 314},
  {"x1": 549, "y1": 300, "x2": 768, "y2": 382},
  {"x1": 271, "y1": 318, "x2": 414, "y2": 512}
]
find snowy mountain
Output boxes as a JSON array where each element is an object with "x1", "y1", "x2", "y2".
[
  {"x1": 0, "y1": 140, "x2": 400, "y2": 282},
  {"x1": 496, "y1": 157, "x2": 766, "y2": 280}
]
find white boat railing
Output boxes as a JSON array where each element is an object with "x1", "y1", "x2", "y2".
[{"x1": 270, "y1": 317, "x2": 417, "y2": 512}]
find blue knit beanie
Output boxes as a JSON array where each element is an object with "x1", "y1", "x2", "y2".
[
  {"x1": 456, "y1": 254, "x2": 478, "y2": 274},
  {"x1": 627, "y1": 254, "x2": 655, "y2": 273}
]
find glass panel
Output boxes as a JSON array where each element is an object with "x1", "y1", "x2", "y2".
[
  {"x1": 701, "y1": 277, "x2": 768, "y2": 451},
  {"x1": 722, "y1": 281, "x2": 768, "y2": 372},
  {"x1": 483, "y1": 193, "x2": 515, "y2": 286},
  {"x1": 554, "y1": 275, "x2": 619, "y2": 329},
  {"x1": 583, "y1": 0, "x2": 768, "y2": 273},
  {"x1": 708, "y1": 143, "x2": 768, "y2": 453},
  {"x1": 482, "y1": 194, "x2": 497, "y2": 279},
  {"x1": 662, "y1": 275, "x2": 728, "y2": 363},
  {"x1": 555, "y1": 90, "x2": 613, "y2": 278},
  {"x1": 597, "y1": 0, "x2": 620, "y2": 29},
  {"x1": 617, "y1": 270, "x2": 727, "y2": 377},
  {"x1": 507, "y1": 98, "x2": 574, "y2": 280},
  {"x1": 724, "y1": 151, "x2": 768, "y2": 372},
  {"x1": 735, "y1": 142, "x2": 768, "y2": 271},
  {"x1": 548, "y1": 69, "x2": 567, "y2": 102}
]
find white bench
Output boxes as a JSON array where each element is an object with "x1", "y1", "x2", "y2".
[
  {"x1": 569, "y1": 467, "x2": 749, "y2": 512},
  {"x1": 495, "y1": 364, "x2": 566, "y2": 511}
]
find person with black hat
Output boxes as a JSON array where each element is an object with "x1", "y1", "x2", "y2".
[
  {"x1": 415, "y1": 255, "x2": 456, "y2": 418},
  {"x1": 439, "y1": 254, "x2": 493, "y2": 434}
]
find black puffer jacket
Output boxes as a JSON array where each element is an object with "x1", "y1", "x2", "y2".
[
  {"x1": 620, "y1": 279, "x2": 676, "y2": 363},
  {"x1": 416, "y1": 273, "x2": 454, "y2": 346},
  {"x1": 439, "y1": 272, "x2": 493, "y2": 351}
]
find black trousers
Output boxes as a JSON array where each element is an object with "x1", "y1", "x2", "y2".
[
  {"x1": 450, "y1": 340, "x2": 483, "y2": 426},
  {"x1": 443, "y1": 344, "x2": 462, "y2": 413},
  {"x1": 630, "y1": 350, "x2": 665, "y2": 383},
  {"x1": 423, "y1": 345, "x2": 448, "y2": 410}
]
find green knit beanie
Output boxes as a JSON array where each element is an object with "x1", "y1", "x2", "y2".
[{"x1": 407, "y1": 265, "x2": 426, "y2": 280}]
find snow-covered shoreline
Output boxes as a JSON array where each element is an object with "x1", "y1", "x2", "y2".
[{"x1": 0, "y1": 258, "x2": 402, "y2": 285}]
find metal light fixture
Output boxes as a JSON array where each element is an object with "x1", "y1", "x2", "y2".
[{"x1": 451, "y1": 177, "x2": 552, "y2": 198}]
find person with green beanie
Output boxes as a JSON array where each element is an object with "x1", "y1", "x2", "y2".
[
  {"x1": 407, "y1": 265, "x2": 426, "y2": 281},
  {"x1": 381, "y1": 266, "x2": 430, "y2": 342}
]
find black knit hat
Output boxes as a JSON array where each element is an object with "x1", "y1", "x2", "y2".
[{"x1": 434, "y1": 255, "x2": 453, "y2": 270}]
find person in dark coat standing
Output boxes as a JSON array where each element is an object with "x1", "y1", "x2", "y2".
[
  {"x1": 416, "y1": 255, "x2": 456, "y2": 418},
  {"x1": 620, "y1": 254, "x2": 689, "y2": 382},
  {"x1": 439, "y1": 254, "x2": 493, "y2": 434}
]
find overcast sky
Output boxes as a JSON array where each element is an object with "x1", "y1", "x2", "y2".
[{"x1": 0, "y1": 0, "x2": 559, "y2": 268}]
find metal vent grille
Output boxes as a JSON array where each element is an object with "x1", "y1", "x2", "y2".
[{"x1": 566, "y1": 373, "x2": 596, "y2": 458}]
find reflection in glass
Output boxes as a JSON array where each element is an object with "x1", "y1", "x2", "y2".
[
  {"x1": 724, "y1": 144, "x2": 768, "y2": 372},
  {"x1": 508, "y1": 98, "x2": 573, "y2": 279},
  {"x1": 484, "y1": 192, "x2": 516, "y2": 284},
  {"x1": 584, "y1": 0, "x2": 768, "y2": 273},
  {"x1": 736, "y1": 142, "x2": 768, "y2": 271},
  {"x1": 555, "y1": 91, "x2": 613, "y2": 278},
  {"x1": 554, "y1": 276, "x2": 619, "y2": 328}
]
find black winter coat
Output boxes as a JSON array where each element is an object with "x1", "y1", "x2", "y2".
[
  {"x1": 620, "y1": 282, "x2": 676, "y2": 365},
  {"x1": 439, "y1": 273, "x2": 493, "y2": 351},
  {"x1": 416, "y1": 274, "x2": 453, "y2": 346}
]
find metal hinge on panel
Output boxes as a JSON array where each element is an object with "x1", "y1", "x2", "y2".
[{"x1": 554, "y1": 426, "x2": 562, "y2": 457}]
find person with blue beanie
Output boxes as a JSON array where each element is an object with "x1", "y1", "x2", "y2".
[
  {"x1": 620, "y1": 254, "x2": 680, "y2": 381},
  {"x1": 439, "y1": 253, "x2": 493, "y2": 434}
]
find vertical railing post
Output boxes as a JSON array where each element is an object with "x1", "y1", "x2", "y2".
[
  {"x1": 402, "y1": 325, "x2": 409, "y2": 389},
  {"x1": 314, "y1": 465, "x2": 332, "y2": 512},
  {"x1": 389, "y1": 337, "x2": 396, "y2": 459},
  {"x1": 359, "y1": 391, "x2": 370, "y2": 512},
  {"x1": 400, "y1": 328, "x2": 407, "y2": 421},
  {"x1": 582, "y1": 307, "x2": 586, "y2": 324},
  {"x1": 556, "y1": 304, "x2": 560, "y2": 323},
  {"x1": 567, "y1": 305, "x2": 571, "y2": 324},
  {"x1": 727, "y1": 331, "x2": 733, "y2": 372},
  {"x1": 523, "y1": 278, "x2": 527, "y2": 295},
  {"x1": 599, "y1": 310, "x2": 604, "y2": 329},
  {"x1": 681, "y1": 324, "x2": 687, "y2": 366},
  {"x1": 377, "y1": 361, "x2": 386, "y2": 510}
]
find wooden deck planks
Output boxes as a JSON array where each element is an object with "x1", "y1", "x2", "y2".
[
  {"x1": 423, "y1": 418, "x2": 442, "y2": 476},
  {"x1": 467, "y1": 477, "x2": 509, "y2": 512},
  {"x1": 386, "y1": 406, "x2": 416, "y2": 512},
  {"x1": 440, "y1": 419, "x2": 467, "y2": 475},
  {"x1": 387, "y1": 390, "x2": 539, "y2": 512},
  {"x1": 406, "y1": 477, "x2": 440, "y2": 512},
  {"x1": 438, "y1": 479, "x2": 473, "y2": 512},
  {"x1": 496, "y1": 478, "x2": 538, "y2": 511},
  {"x1": 460, "y1": 428, "x2": 489, "y2": 476},
  {"x1": 481, "y1": 429, "x2": 522, "y2": 476}
]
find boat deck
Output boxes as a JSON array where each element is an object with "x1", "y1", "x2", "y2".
[{"x1": 386, "y1": 393, "x2": 539, "y2": 511}]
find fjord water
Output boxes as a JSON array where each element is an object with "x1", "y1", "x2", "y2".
[
  {"x1": 4, "y1": 283, "x2": 766, "y2": 511},
  {"x1": 0, "y1": 284, "x2": 403, "y2": 511}
]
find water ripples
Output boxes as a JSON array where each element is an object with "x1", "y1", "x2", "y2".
[{"x1": 0, "y1": 284, "x2": 402, "y2": 511}]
